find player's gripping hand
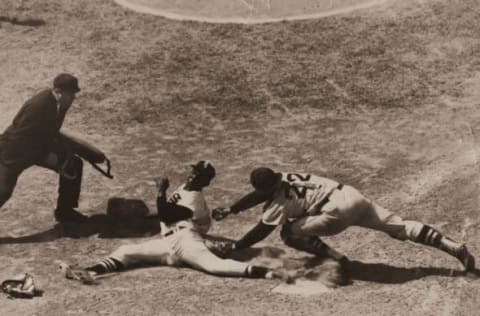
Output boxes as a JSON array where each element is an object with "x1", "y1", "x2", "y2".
[{"x1": 212, "y1": 207, "x2": 231, "y2": 221}]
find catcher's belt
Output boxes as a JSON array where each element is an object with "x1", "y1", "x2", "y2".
[{"x1": 309, "y1": 183, "x2": 344, "y2": 214}]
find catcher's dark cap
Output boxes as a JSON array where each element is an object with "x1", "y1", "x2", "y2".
[
  {"x1": 53, "y1": 73, "x2": 80, "y2": 93},
  {"x1": 250, "y1": 167, "x2": 281, "y2": 192},
  {"x1": 191, "y1": 160, "x2": 216, "y2": 180}
]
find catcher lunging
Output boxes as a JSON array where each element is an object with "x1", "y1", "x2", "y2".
[
  {"x1": 212, "y1": 167, "x2": 476, "y2": 275},
  {"x1": 59, "y1": 162, "x2": 292, "y2": 284}
]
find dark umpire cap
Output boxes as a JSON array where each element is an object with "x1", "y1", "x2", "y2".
[
  {"x1": 191, "y1": 160, "x2": 216, "y2": 180},
  {"x1": 250, "y1": 167, "x2": 281, "y2": 192},
  {"x1": 53, "y1": 73, "x2": 80, "y2": 93}
]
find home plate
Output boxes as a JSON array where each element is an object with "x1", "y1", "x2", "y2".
[{"x1": 272, "y1": 279, "x2": 332, "y2": 296}]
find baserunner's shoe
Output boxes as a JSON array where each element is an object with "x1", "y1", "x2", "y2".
[{"x1": 57, "y1": 261, "x2": 98, "y2": 285}]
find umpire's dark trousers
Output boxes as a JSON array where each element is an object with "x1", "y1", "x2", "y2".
[{"x1": 0, "y1": 152, "x2": 83, "y2": 211}]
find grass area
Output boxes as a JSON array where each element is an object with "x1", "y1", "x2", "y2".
[{"x1": 2, "y1": 0, "x2": 480, "y2": 129}]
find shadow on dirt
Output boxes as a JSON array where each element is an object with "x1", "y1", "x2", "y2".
[
  {"x1": 0, "y1": 16, "x2": 45, "y2": 27},
  {"x1": 0, "y1": 215, "x2": 161, "y2": 244},
  {"x1": 0, "y1": 198, "x2": 161, "y2": 243},
  {"x1": 340, "y1": 259, "x2": 473, "y2": 284},
  {"x1": 224, "y1": 249, "x2": 478, "y2": 284}
]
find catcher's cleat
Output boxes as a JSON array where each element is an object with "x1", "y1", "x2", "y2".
[
  {"x1": 455, "y1": 245, "x2": 475, "y2": 273},
  {"x1": 58, "y1": 262, "x2": 98, "y2": 285},
  {"x1": 267, "y1": 269, "x2": 296, "y2": 284}
]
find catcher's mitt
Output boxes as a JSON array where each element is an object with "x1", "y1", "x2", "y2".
[
  {"x1": 206, "y1": 239, "x2": 236, "y2": 258},
  {"x1": 212, "y1": 207, "x2": 231, "y2": 221},
  {"x1": 1, "y1": 273, "x2": 43, "y2": 299}
]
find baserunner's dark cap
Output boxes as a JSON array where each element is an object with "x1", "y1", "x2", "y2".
[{"x1": 191, "y1": 160, "x2": 216, "y2": 180}]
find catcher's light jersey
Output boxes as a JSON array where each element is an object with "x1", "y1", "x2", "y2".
[
  {"x1": 262, "y1": 172, "x2": 340, "y2": 226},
  {"x1": 166, "y1": 184, "x2": 211, "y2": 234}
]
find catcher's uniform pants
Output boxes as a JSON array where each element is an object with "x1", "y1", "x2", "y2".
[
  {"x1": 287, "y1": 185, "x2": 423, "y2": 241},
  {"x1": 0, "y1": 150, "x2": 82, "y2": 210},
  {"x1": 110, "y1": 227, "x2": 250, "y2": 277}
]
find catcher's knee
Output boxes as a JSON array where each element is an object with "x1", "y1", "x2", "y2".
[
  {"x1": 283, "y1": 216, "x2": 348, "y2": 237},
  {"x1": 280, "y1": 225, "x2": 290, "y2": 242},
  {"x1": 387, "y1": 220, "x2": 424, "y2": 241},
  {"x1": 280, "y1": 225, "x2": 311, "y2": 247},
  {"x1": 280, "y1": 224, "x2": 302, "y2": 246}
]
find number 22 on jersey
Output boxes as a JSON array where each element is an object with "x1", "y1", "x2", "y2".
[{"x1": 284, "y1": 173, "x2": 318, "y2": 199}]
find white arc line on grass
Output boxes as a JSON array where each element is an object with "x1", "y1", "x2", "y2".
[
  {"x1": 238, "y1": 0, "x2": 271, "y2": 12},
  {"x1": 114, "y1": 0, "x2": 389, "y2": 24}
]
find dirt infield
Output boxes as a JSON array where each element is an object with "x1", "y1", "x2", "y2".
[
  {"x1": 1, "y1": 0, "x2": 480, "y2": 315},
  {"x1": 114, "y1": 0, "x2": 388, "y2": 23}
]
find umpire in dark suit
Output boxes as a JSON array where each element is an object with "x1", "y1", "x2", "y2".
[{"x1": 0, "y1": 73, "x2": 87, "y2": 222}]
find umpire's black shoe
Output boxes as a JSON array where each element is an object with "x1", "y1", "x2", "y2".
[{"x1": 54, "y1": 208, "x2": 88, "y2": 223}]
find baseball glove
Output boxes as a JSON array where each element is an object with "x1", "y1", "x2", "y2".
[
  {"x1": 212, "y1": 207, "x2": 231, "y2": 221},
  {"x1": 206, "y1": 239, "x2": 236, "y2": 258},
  {"x1": 1, "y1": 273, "x2": 43, "y2": 299}
]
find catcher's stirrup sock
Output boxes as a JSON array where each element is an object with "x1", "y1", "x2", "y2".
[
  {"x1": 85, "y1": 257, "x2": 124, "y2": 275},
  {"x1": 245, "y1": 265, "x2": 269, "y2": 278},
  {"x1": 415, "y1": 225, "x2": 468, "y2": 260}
]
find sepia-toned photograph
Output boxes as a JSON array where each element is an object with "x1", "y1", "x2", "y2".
[{"x1": 0, "y1": 0, "x2": 478, "y2": 315}]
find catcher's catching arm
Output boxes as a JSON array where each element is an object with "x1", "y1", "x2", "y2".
[
  {"x1": 212, "y1": 190, "x2": 270, "y2": 221},
  {"x1": 234, "y1": 220, "x2": 276, "y2": 250},
  {"x1": 211, "y1": 220, "x2": 277, "y2": 256}
]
